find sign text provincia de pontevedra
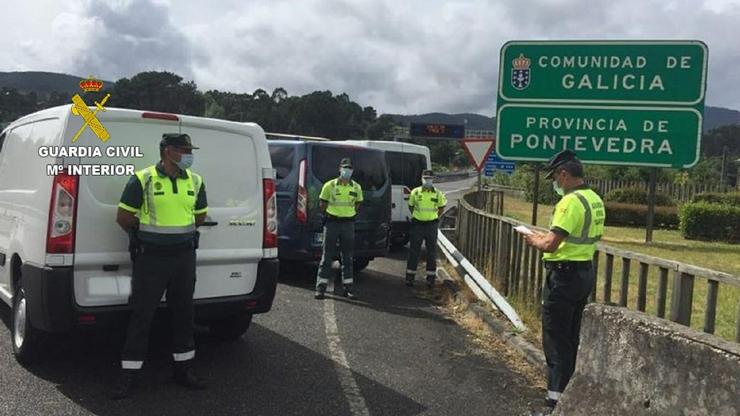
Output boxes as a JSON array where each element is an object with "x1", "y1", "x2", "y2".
[{"x1": 40, "y1": 146, "x2": 144, "y2": 176}]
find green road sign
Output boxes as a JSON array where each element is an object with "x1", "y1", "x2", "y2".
[
  {"x1": 496, "y1": 104, "x2": 702, "y2": 168},
  {"x1": 496, "y1": 40, "x2": 707, "y2": 168},
  {"x1": 499, "y1": 40, "x2": 707, "y2": 105}
]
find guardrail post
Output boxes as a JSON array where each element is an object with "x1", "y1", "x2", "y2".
[
  {"x1": 603, "y1": 254, "x2": 614, "y2": 304},
  {"x1": 670, "y1": 271, "x2": 695, "y2": 326},
  {"x1": 619, "y1": 258, "x2": 631, "y2": 307},
  {"x1": 590, "y1": 252, "x2": 600, "y2": 303},
  {"x1": 637, "y1": 262, "x2": 649, "y2": 312},
  {"x1": 704, "y1": 280, "x2": 719, "y2": 334},
  {"x1": 656, "y1": 267, "x2": 669, "y2": 318},
  {"x1": 512, "y1": 232, "x2": 521, "y2": 298},
  {"x1": 736, "y1": 301, "x2": 740, "y2": 343}
]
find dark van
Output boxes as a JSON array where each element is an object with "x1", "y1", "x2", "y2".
[{"x1": 267, "y1": 139, "x2": 391, "y2": 271}]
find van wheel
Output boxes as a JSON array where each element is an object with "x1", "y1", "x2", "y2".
[
  {"x1": 12, "y1": 286, "x2": 45, "y2": 365},
  {"x1": 208, "y1": 313, "x2": 252, "y2": 342},
  {"x1": 353, "y1": 257, "x2": 371, "y2": 272}
]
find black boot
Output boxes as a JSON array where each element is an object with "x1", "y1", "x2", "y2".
[
  {"x1": 426, "y1": 275, "x2": 435, "y2": 288},
  {"x1": 173, "y1": 361, "x2": 207, "y2": 390},
  {"x1": 315, "y1": 284, "x2": 327, "y2": 300},
  {"x1": 343, "y1": 284, "x2": 357, "y2": 300},
  {"x1": 112, "y1": 369, "x2": 138, "y2": 400}
]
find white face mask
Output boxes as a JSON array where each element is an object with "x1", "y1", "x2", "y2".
[
  {"x1": 176, "y1": 153, "x2": 194, "y2": 170},
  {"x1": 552, "y1": 180, "x2": 564, "y2": 196},
  {"x1": 340, "y1": 168, "x2": 353, "y2": 180},
  {"x1": 422, "y1": 178, "x2": 433, "y2": 187}
]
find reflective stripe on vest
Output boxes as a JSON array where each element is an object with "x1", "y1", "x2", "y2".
[
  {"x1": 411, "y1": 188, "x2": 442, "y2": 221},
  {"x1": 139, "y1": 223, "x2": 196, "y2": 234},
  {"x1": 326, "y1": 178, "x2": 359, "y2": 217},
  {"x1": 565, "y1": 191, "x2": 602, "y2": 245},
  {"x1": 136, "y1": 165, "x2": 198, "y2": 234}
]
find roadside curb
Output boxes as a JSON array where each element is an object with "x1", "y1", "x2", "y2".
[{"x1": 437, "y1": 267, "x2": 547, "y2": 375}]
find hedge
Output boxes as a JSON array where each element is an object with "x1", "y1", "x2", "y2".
[
  {"x1": 604, "y1": 187, "x2": 675, "y2": 207},
  {"x1": 604, "y1": 202, "x2": 679, "y2": 229},
  {"x1": 679, "y1": 202, "x2": 740, "y2": 243},
  {"x1": 691, "y1": 191, "x2": 740, "y2": 206}
]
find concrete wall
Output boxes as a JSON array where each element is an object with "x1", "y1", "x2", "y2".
[{"x1": 554, "y1": 304, "x2": 740, "y2": 416}]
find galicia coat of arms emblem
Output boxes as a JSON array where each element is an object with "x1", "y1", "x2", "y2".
[{"x1": 511, "y1": 54, "x2": 531, "y2": 90}]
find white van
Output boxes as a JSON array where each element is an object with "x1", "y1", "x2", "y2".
[
  {"x1": 0, "y1": 105, "x2": 278, "y2": 363},
  {"x1": 351, "y1": 141, "x2": 431, "y2": 248}
]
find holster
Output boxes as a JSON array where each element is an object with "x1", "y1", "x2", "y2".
[{"x1": 128, "y1": 228, "x2": 140, "y2": 262}]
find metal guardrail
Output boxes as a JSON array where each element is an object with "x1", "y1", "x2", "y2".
[
  {"x1": 587, "y1": 179, "x2": 736, "y2": 202},
  {"x1": 435, "y1": 170, "x2": 476, "y2": 182},
  {"x1": 437, "y1": 230, "x2": 526, "y2": 331},
  {"x1": 456, "y1": 189, "x2": 740, "y2": 343}
]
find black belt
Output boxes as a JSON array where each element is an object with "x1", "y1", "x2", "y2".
[
  {"x1": 326, "y1": 214, "x2": 356, "y2": 222},
  {"x1": 140, "y1": 241, "x2": 195, "y2": 254},
  {"x1": 411, "y1": 218, "x2": 438, "y2": 224},
  {"x1": 543, "y1": 261, "x2": 592, "y2": 271}
]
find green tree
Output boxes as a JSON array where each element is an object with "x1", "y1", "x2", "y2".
[{"x1": 112, "y1": 71, "x2": 205, "y2": 116}]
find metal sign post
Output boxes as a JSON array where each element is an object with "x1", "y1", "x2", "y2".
[{"x1": 646, "y1": 168, "x2": 657, "y2": 243}]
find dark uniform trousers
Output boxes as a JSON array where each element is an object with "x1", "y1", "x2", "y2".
[
  {"x1": 406, "y1": 219, "x2": 439, "y2": 281},
  {"x1": 121, "y1": 247, "x2": 196, "y2": 365},
  {"x1": 317, "y1": 219, "x2": 355, "y2": 287},
  {"x1": 542, "y1": 262, "x2": 594, "y2": 394}
]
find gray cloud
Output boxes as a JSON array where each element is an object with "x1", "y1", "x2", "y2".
[{"x1": 71, "y1": 0, "x2": 195, "y2": 81}]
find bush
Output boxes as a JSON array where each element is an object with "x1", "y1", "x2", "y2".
[
  {"x1": 679, "y1": 202, "x2": 740, "y2": 243},
  {"x1": 691, "y1": 191, "x2": 740, "y2": 206},
  {"x1": 604, "y1": 187, "x2": 675, "y2": 207},
  {"x1": 605, "y1": 202, "x2": 679, "y2": 229},
  {"x1": 486, "y1": 171, "x2": 513, "y2": 187},
  {"x1": 509, "y1": 168, "x2": 559, "y2": 205}
]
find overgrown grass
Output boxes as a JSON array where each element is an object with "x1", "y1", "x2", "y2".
[{"x1": 495, "y1": 194, "x2": 740, "y2": 343}]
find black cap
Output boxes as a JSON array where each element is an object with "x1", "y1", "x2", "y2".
[
  {"x1": 339, "y1": 158, "x2": 353, "y2": 168},
  {"x1": 544, "y1": 150, "x2": 578, "y2": 179},
  {"x1": 422, "y1": 169, "x2": 435, "y2": 178},
  {"x1": 160, "y1": 133, "x2": 199, "y2": 149}
]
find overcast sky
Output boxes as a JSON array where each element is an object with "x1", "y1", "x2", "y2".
[{"x1": 1, "y1": 0, "x2": 739, "y2": 115}]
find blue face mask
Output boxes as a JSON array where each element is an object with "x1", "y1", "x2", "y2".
[
  {"x1": 340, "y1": 168, "x2": 353, "y2": 180},
  {"x1": 422, "y1": 178, "x2": 434, "y2": 188},
  {"x1": 176, "y1": 153, "x2": 194, "y2": 170}
]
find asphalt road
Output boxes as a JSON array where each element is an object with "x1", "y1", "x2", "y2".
[
  {"x1": 0, "y1": 176, "x2": 543, "y2": 416},
  {"x1": 435, "y1": 175, "x2": 477, "y2": 200}
]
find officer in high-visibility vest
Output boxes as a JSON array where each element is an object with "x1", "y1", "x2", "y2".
[
  {"x1": 523, "y1": 150, "x2": 605, "y2": 414},
  {"x1": 113, "y1": 133, "x2": 208, "y2": 399},
  {"x1": 405, "y1": 169, "x2": 447, "y2": 288},
  {"x1": 315, "y1": 157, "x2": 363, "y2": 300}
]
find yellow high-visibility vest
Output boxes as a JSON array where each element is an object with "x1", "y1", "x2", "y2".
[
  {"x1": 132, "y1": 165, "x2": 205, "y2": 234},
  {"x1": 409, "y1": 186, "x2": 446, "y2": 221},
  {"x1": 320, "y1": 178, "x2": 363, "y2": 218},
  {"x1": 543, "y1": 188, "x2": 605, "y2": 261}
]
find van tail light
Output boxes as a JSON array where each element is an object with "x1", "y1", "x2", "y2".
[
  {"x1": 403, "y1": 186, "x2": 411, "y2": 201},
  {"x1": 263, "y1": 178, "x2": 278, "y2": 248},
  {"x1": 46, "y1": 173, "x2": 79, "y2": 254},
  {"x1": 296, "y1": 159, "x2": 308, "y2": 224}
]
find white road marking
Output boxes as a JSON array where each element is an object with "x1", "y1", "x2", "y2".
[{"x1": 324, "y1": 299, "x2": 370, "y2": 416}]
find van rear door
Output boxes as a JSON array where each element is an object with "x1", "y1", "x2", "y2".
[{"x1": 72, "y1": 110, "x2": 266, "y2": 307}]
